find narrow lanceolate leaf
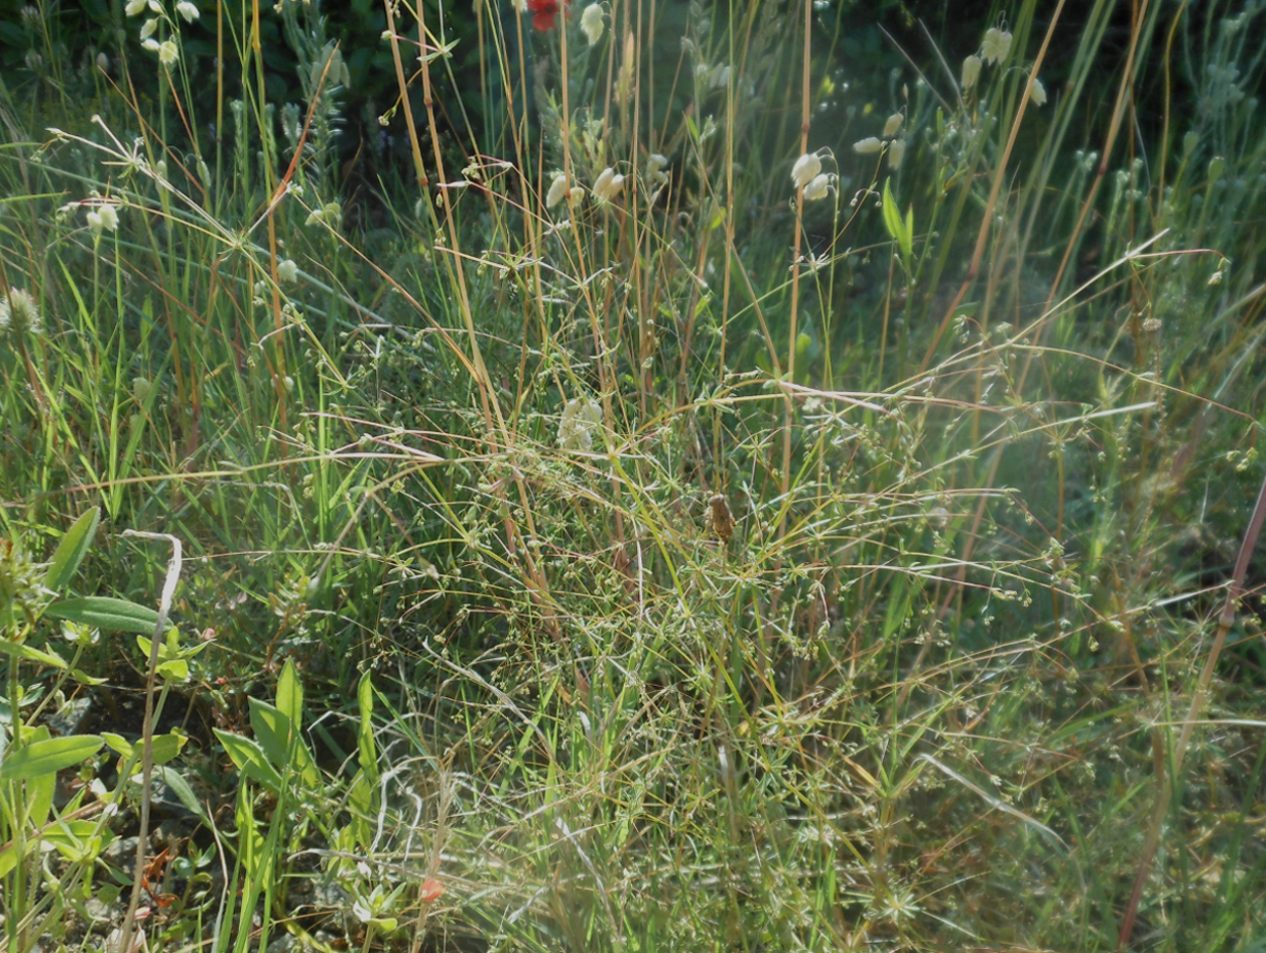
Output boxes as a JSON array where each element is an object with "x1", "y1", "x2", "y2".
[
  {"x1": 0, "y1": 638, "x2": 68, "y2": 670},
  {"x1": 213, "y1": 729, "x2": 283, "y2": 792},
  {"x1": 45, "y1": 596, "x2": 161, "y2": 635},
  {"x1": 0, "y1": 735, "x2": 104, "y2": 781},
  {"x1": 44, "y1": 508, "x2": 100, "y2": 594}
]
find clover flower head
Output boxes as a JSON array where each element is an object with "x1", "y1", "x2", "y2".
[
  {"x1": 0, "y1": 287, "x2": 42, "y2": 336},
  {"x1": 559, "y1": 397, "x2": 603, "y2": 451}
]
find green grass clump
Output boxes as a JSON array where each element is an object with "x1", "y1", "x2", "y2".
[{"x1": 1, "y1": 0, "x2": 1264, "y2": 950}]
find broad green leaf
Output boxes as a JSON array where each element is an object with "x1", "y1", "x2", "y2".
[
  {"x1": 107, "y1": 730, "x2": 188, "y2": 767},
  {"x1": 249, "y1": 697, "x2": 319, "y2": 786},
  {"x1": 46, "y1": 597, "x2": 160, "y2": 635},
  {"x1": 0, "y1": 734, "x2": 103, "y2": 782},
  {"x1": 276, "y1": 658, "x2": 302, "y2": 728},
  {"x1": 43, "y1": 819, "x2": 113, "y2": 864},
  {"x1": 0, "y1": 638, "x2": 67, "y2": 670},
  {"x1": 44, "y1": 508, "x2": 100, "y2": 594},
  {"x1": 214, "y1": 729, "x2": 283, "y2": 792},
  {"x1": 102, "y1": 732, "x2": 135, "y2": 759}
]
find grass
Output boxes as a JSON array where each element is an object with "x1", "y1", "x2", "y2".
[{"x1": 1, "y1": 0, "x2": 1265, "y2": 950}]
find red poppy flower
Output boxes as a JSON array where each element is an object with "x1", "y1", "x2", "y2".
[{"x1": 527, "y1": 0, "x2": 567, "y2": 31}]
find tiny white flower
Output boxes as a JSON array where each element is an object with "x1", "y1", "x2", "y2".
[
  {"x1": 887, "y1": 138, "x2": 906, "y2": 170},
  {"x1": 579, "y1": 3, "x2": 604, "y2": 46},
  {"x1": 981, "y1": 27, "x2": 1012, "y2": 66},
  {"x1": 125, "y1": 0, "x2": 147, "y2": 15},
  {"x1": 277, "y1": 259, "x2": 299, "y2": 284},
  {"x1": 882, "y1": 112, "x2": 903, "y2": 138},
  {"x1": 803, "y1": 173, "x2": 833, "y2": 201},
  {"x1": 176, "y1": 0, "x2": 199, "y2": 23},
  {"x1": 790, "y1": 152, "x2": 821, "y2": 189},
  {"x1": 158, "y1": 39, "x2": 179, "y2": 67},
  {"x1": 961, "y1": 54, "x2": 982, "y2": 90},
  {"x1": 1030, "y1": 76, "x2": 1047, "y2": 106},
  {"x1": 852, "y1": 136, "x2": 883, "y2": 155},
  {"x1": 545, "y1": 172, "x2": 569, "y2": 208},
  {"x1": 592, "y1": 167, "x2": 624, "y2": 201}
]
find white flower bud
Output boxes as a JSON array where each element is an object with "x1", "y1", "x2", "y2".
[
  {"x1": 592, "y1": 167, "x2": 624, "y2": 201},
  {"x1": 546, "y1": 173, "x2": 569, "y2": 208},
  {"x1": 882, "y1": 112, "x2": 903, "y2": 138},
  {"x1": 1030, "y1": 76, "x2": 1047, "y2": 106},
  {"x1": 981, "y1": 27, "x2": 1012, "y2": 66},
  {"x1": 176, "y1": 1, "x2": 199, "y2": 23},
  {"x1": 803, "y1": 173, "x2": 833, "y2": 201},
  {"x1": 961, "y1": 54, "x2": 982, "y2": 90},
  {"x1": 887, "y1": 138, "x2": 906, "y2": 170},
  {"x1": 580, "y1": 4, "x2": 604, "y2": 45},
  {"x1": 790, "y1": 152, "x2": 821, "y2": 189},
  {"x1": 852, "y1": 137, "x2": 883, "y2": 155}
]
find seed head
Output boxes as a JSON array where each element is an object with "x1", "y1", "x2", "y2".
[
  {"x1": 592, "y1": 167, "x2": 625, "y2": 202},
  {"x1": 981, "y1": 27, "x2": 1012, "y2": 66},
  {"x1": 961, "y1": 54, "x2": 982, "y2": 90},
  {"x1": 791, "y1": 152, "x2": 822, "y2": 189},
  {"x1": 0, "y1": 287, "x2": 41, "y2": 337},
  {"x1": 852, "y1": 137, "x2": 883, "y2": 156},
  {"x1": 580, "y1": 3, "x2": 604, "y2": 45}
]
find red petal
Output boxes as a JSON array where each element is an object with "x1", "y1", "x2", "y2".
[{"x1": 419, "y1": 877, "x2": 445, "y2": 903}]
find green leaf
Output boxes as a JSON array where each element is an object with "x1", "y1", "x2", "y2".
[
  {"x1": 357, "y1": 672, "x2": 377, "y2": 780},
  {"x1": 0, "y1": 734, "x2": 103, "y2": 782},
  {"x1": 249, "y1": 697, "x2": 319, "y2": 786},
  {"x1": 214, "y1": 729, "x2": 283, "y2": 792},
  {"x1": 881, "y1": 179, "x2": 914, "y2": 261},
  {"x1": 276, "y1": 658, "x2": 303, "y2": 728},
  {"x1": 0, "y1": 638, "x2": 68, "y2": 670},
  {"x1": 44, "y1": 508, "x2": 100, "y2": 595},
  {"x1": 45, "y1": 597, "x2": 160, "y2": 635},
  {"x1": 155, "y1": 766, "x2": 208, "y2": 823}
]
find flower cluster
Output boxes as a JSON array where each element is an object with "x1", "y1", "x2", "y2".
[
  {"x1": 558, "y1": 397, "x2": 603, "y2": 451},
  {"x1": 125, "y1": 0, "x2": 198, "y2": 69},
  {"x1": 961, "y1": 24, "x2": 1048, "y2": 107},
  {"x1": 790, "y1": 150, "x2": 837, "y2": 202},
  {"x1": 0, "y1": 287, "x2": 41, "y2": 337}
]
